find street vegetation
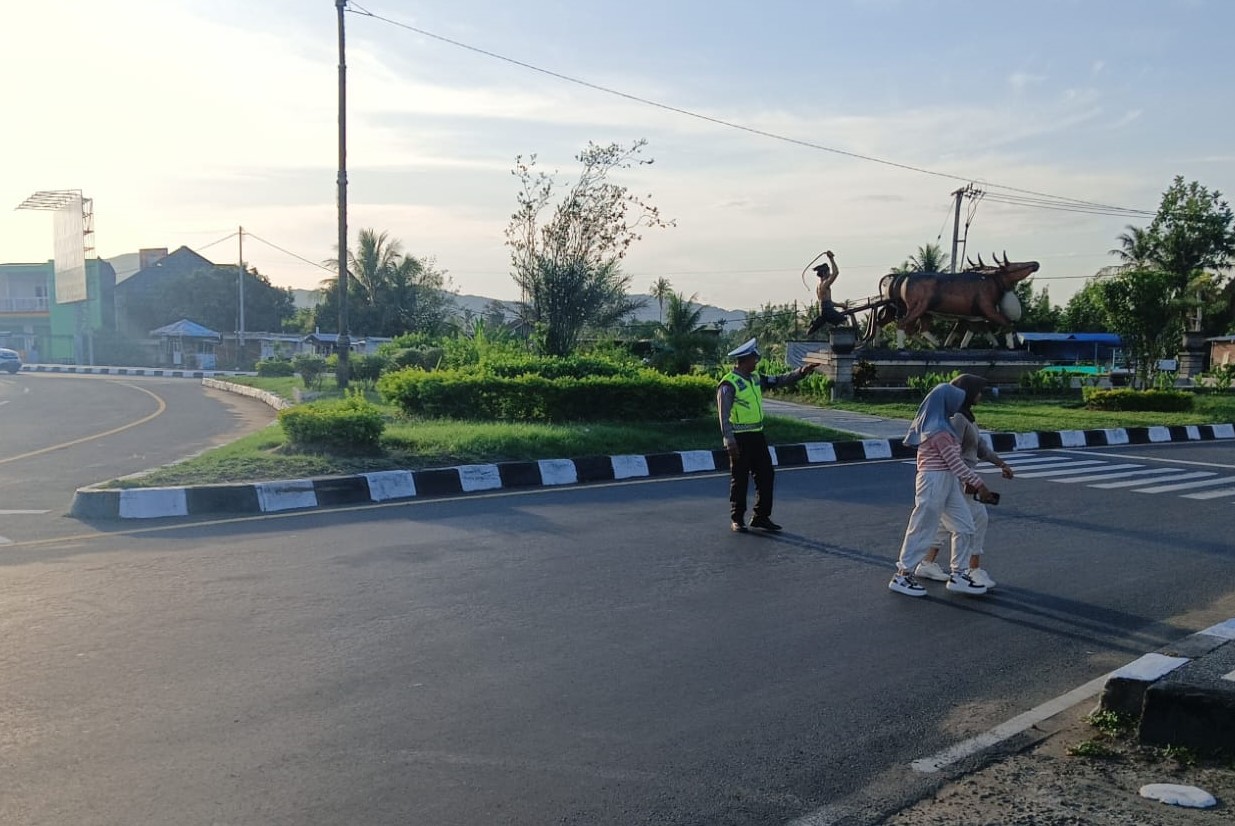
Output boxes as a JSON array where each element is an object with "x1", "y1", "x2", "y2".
[{"x1": 104, "y1": 157, "x2": 1235, "y2": 488}]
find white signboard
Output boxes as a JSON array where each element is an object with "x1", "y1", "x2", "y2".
[{"x1": 53, "y1": 198, "x2": 87, "y2": 304}]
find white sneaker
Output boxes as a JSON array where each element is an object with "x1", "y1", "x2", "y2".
[
  {"x1": 889, "y1": 573, "x2": 927, "y2": 597},
  {"x1": 969, "y1": 567, "x2": 996, "y2": 589},
  {"x1": 914, "y1": 561, "x2": 950, "y2": 582},
  {"x1": 946, "y1": 570, "x2": 988, "y2": 596}
]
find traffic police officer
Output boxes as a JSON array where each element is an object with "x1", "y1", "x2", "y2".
[{"x1": 717, "y1": 338, "x2": 813, "y2": 532}]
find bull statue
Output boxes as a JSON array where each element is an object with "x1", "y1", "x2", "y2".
[{"x1": 865, "y1": 252, "x2": 1039, "y2": 347}]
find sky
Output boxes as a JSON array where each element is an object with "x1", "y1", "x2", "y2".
[{"x1": 3, "y1": 0, "x2": 1233, "y2": 312}]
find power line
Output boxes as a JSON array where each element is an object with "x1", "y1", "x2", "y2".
[
  {"x1": 346, "y1": 4, "x2": 1155, "y2": 218},
  {"x1": 244, "y1": 231, "x2": 336, "y2": 274},
  {"x1": 197, "y1": 231, "x2": 238, "y2": 252}
]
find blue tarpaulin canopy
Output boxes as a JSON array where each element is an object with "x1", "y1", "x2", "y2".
[{"x1": 149, "y1": 319, "x2": 221, "y2": 339}]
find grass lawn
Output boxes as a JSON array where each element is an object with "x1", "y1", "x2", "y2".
[{"x1": 120, "y1": 377, "x2": 1235, "y2": 488}]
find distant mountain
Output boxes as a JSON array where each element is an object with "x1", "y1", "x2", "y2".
[
  {"x1": 288, "y1": 289, "x2": 750, "y2": 329},
  {"x1": 450, "y1": 292, "x2": 747, "y2": 327}
]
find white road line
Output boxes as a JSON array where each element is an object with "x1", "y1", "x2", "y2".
[
  {"x1": 1051, "y1": 467, "x2": 1179, "y2": 484},
  {"x1": 1133, "y1": 476, "x2": 1235, "y2": 494},
  {"x1": 0, "y1": 535, "x2": 11, "y2": 545},
  {"x1": 1091, "y1": 471, "x2": 1215, "y2": 489},
  {"x1": 1003, "y1": 456, "x2": 1076, "y2": 466},
  {"x1": 911, "y1": 674, "x2": 1109, "y2": 773},
  {"x1": 0, "y1": 509, "x2": 50, "y2": 515},
  {"x1": 1025, "y1": 463, "x2": 1145, "y2": 479},
  {"x1": 1010, "y1": 461, "x2": 1110, "y2": 478},
  {"x1": 1054, "y1": 448, "x2": 1235, "y2": 470},
  {"x1": 1182, "y1": 487, "x2": 1235, "y2": 500}
]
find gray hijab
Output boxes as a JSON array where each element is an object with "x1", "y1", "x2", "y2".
[{"x1": 903, "y1": 383, "x2": 966, "y2": 447}]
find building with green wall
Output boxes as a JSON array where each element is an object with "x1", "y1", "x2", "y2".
[{"x1": 0, "y1": 259, "x2": 115, "y2": 363}]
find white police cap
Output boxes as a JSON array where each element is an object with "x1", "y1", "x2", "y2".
[{"x1": 726, "y1": 337, "x2": 759, "y2": 359}]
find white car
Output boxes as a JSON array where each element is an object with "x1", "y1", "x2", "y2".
[{"x1": 0, "y1": 348, "x2": 22, "y2": 374}]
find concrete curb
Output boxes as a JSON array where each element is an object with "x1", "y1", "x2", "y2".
[
  {"x1": 69, "y1": 438, "x2": 917, "y2": 520},
  {"x1": 1100, "y1": 619, "x2": 1235, "y2": 752},
  {"x1": 20, "y1": 364, "x2": 257, "y2": 378},
  {"x1": 69, "y1": 421, "x2": 1235, "y2": 521}
]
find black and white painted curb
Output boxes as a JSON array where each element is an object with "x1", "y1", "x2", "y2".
[
  {"x1": 1099, "y1": 618, "x2": 1235, "y2": 752},
  {"x1": 20, "y1": 364, "x2": 257, "y2": 378},
  {"x1": 70, "y1": 422, "x2": 1234, "y2": 520},
  {"x1": 70, "y1": 438, "x2": 916, "y2": 520}
]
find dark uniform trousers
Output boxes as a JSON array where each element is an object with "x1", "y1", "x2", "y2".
[{"x1": 730, "y1": 430, "x2": 774, "y2": 522}]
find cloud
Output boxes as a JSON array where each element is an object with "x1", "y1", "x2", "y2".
[{"x1": 1008, "y1": 72, "x2": 1047, "y2": 91}]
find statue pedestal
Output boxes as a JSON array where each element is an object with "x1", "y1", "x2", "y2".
[
  {"x1": 797, "y1": 330, "x2": 856, "y2": 400},
  {"x1": 1178, "y1": 331, "x2": 1207, "y2": 380}
]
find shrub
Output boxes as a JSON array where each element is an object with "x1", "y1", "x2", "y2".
[
  {"x1": 256, "y1": 359, "x2": 296, "y2": 377},
  {"x1": 1207, "y1": 365, "x2": 1233, "y2": 393},
  {"x1": 351, "y1": 353, "x2": 388, "y2": 386},
  {"x1": 278, "y1": 393, "x2": 385, "y2": 451},
  {"x1": 378, "y1": 368, "x2": 714, "y2": 422},
  {"x1": 1082, "y1": 388, "x2": 1194, "y2": 412},
  {"x1": 852, "y1": 360, "x2": 877, "y2": 391},
  {"x1": 388, "y1": 347, "x2": 445, "y2": 372},
  {"x1": 1020, "y1": 369, "x2": 1073, "y2": 396},
  {"x1": 908, "y1": 370, "x2": 961, "y2": 397},
  {"x1": 292, "y1": 354, "x2": 328, "y2": 389}
]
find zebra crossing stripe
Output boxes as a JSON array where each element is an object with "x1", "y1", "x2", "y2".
[
  {"x1": 1133, "y1": 476, "x2": 1235, "y2": 494},
  {"x1": 1183, "y1": 486, "x2": 1235, "y2": 500},
  {"x1": 1012, "y1": 461, "x2": 1110, "y2": 478},
  {"x1": 1052, "y1": 467, "x2": 1181, "y2": 484},
  {"x1": 1091, "y1": 471, "x2": 1215, "y2": 489},
  {"x1": 1024, "y1": 463, "x2": 1146, "y2": 479}
]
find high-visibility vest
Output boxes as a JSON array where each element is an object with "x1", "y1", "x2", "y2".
[{"x1": 722, "y1": 370, "x2": 764, "y2": 432}]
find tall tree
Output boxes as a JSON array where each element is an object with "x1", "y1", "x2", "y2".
[
  {"x1": 649, "y1": 277, "x2": 673, "y2": 323},
  {"x1": 1149, "y1": 176, "x2": 1235, "y2": 292},
  {"x1": 142, "y1": 265, "x2": 295, "y2": 334},
  {"x1": 1011, "y1": 280, "x2": 1060, "y2": 332},
  {"x1": 650, "y1": 291, "x2": 716, "y2": 374},
  {"x1": 506, "y1": 140, "x2": 673, "y2": 356},
  {"x1": 317, "y1": 228, "x2": 454, "y2": 337},
  {"x1": 1059, "y1": 280, "x2": 1110, "y2": 333},
  {"x1": 1109, "y1": 225, "x2": 1157, "y2": 269},
  {"x1": 893, "y1": 242, "x2": 950, "y2": 273},
  {"x1": 1094, "y1": 268, "x2": 1178, "y2": 387}
]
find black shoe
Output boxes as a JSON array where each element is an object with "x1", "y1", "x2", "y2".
[
  {"x1": 731, "y1": 519, "x2": 748, "y2": 533},
  {"x1": 750, "y1": 516, "x2": 782, "y2": 532}
]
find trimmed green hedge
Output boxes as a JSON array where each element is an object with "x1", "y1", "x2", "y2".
[
  {"x1": 1082, "y1": 388, "x2": 1194, "y2": 412},
  {"x1": 256, "y1": 359, "x2": 296, "y2": 377},
  {"x1": 278, "y1": 394, "x2": 385, "y2": 450},
  {"x1": 378, "y1": 368, "x2": 715, "y2": 422}
]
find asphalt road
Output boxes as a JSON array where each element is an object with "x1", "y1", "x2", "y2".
[
  {"x1": 2, "y1": 416, "x2": 1233, "y2": 825},
  {"x1": 0, "y1": 372, "x2": 274, "y2": 544}
]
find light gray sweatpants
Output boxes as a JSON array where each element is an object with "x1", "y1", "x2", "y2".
[
  {"x1": 933, "y1": 496, "x2": 989, "y2": 566},
  {"x1": 896, "y1": 471, "x2": 976, "y2": 574}
]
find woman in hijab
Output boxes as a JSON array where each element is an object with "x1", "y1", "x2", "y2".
[
  {"x1": 913, "y1": 375, "x2": 1015, "y2": 589},
  {"x1": 889, "y1": 379, "x2": 994, "y2": 597}
]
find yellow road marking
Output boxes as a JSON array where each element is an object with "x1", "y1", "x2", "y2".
[{"x1": 0, "y1": 382, "x2": 167, "y2": 466}]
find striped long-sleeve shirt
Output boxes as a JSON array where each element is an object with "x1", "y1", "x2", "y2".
[{"x1": 915, "y1": 430, "x2": 984, "y2": 489}]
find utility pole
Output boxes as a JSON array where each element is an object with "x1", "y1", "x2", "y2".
[
  {"x1": 238, "y1": 225, "x2": 246, "y2": 369},
  {"x1": 335, "y1": 0, "x2": 351, "y2": 389},
  {"x1": 949, "y1": 186, "x2": 965, "y2": 273}
]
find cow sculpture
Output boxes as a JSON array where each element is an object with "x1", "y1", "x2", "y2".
[{"x1": 864, "y1": 253, "x2": 1039, "y2": 345}]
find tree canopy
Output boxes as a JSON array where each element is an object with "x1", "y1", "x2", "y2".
[
  {"x1": 506, "y1": 140, "x2": 672, "y2": 356},
  {"x1": 315, "y1": 228, "x2": 455, "y2": 338},
  {"x1": 134, "y1": 265, "x2": 295, "y2": 335}
]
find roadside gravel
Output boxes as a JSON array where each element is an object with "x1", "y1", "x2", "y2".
[{"x1": 880, "y1": 702, "x2": 1235, "y2": 825}]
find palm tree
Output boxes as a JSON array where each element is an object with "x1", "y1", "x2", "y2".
[
  {"x1": 651, "y1": 291, "x2": 716, "y2": 374},
  {"x1": 1109, "y1": 225, "x2": 1158, "y2": 270},
  {"x1": 893, "y1": 242, "x2": 950, "y2": 273},
  {"x1": 649, "y1": 277, "x2": 673, "y2": 323}
]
